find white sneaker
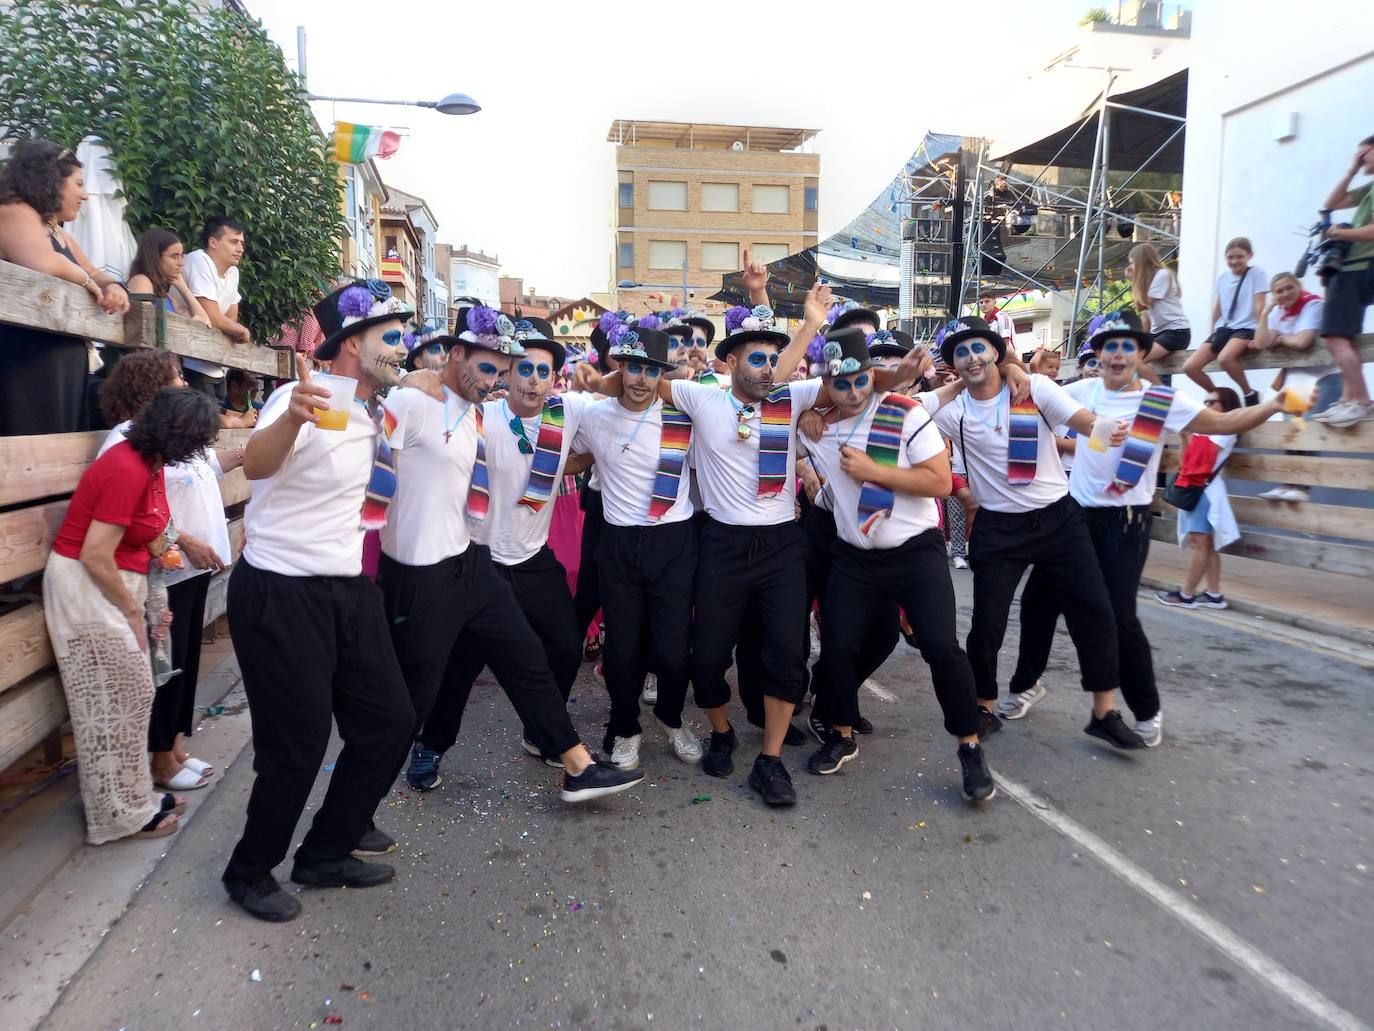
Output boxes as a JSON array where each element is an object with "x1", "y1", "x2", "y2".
[
  {"x1": 1278, "y1": 487, "x2": 1310, "y2": 502},
  {"x1": 656, "y1": 717, "x2": 703, "y2": 764},
  {"x1": 609, "y1": 734, "x2": 642, "y2": 770},
  {"x1": 952, "y1": 555, "x2": 969, "y2": 570},
  {"x1": 1259, "y1": 486, "x2": 1309, "y2": 502},
  {"x1": 640, "y1": 674, "x2": 658, "y2": 706},
  {"x1": 997, "y1": 680, "x2": 1047, "y2": 720},
  {"x1": 1135, "y1": 712, "x2": 1163, "y2": 748},
  {"x1": 1323, "y1": 400, "x2": 1373, "y2": 428}
]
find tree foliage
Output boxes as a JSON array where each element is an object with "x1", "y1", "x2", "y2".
[{"x1": 0, "y1": 0, "x2": 343, "y2": 341}]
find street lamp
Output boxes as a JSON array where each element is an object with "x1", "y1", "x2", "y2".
[
  {"x1": 617, "y1": 258, "x2": 690, "y2": 310},
  {"x1": 296, "y1": 27, "x2": 479, "y2": 115}
]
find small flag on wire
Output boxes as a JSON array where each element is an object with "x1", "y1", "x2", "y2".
[{"x1": 332, "y1": 122, "x2": 401, "y2": 163}]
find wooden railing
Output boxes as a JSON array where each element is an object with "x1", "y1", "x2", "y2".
[
  {"x1": 1148, "y1": 340, "x2": 1374, "y2": 580},
  {"x1": 0, "y1": 259, "x2": 283, "y2": 772}
]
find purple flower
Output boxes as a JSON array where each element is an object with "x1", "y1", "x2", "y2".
[
  {"x1": 402, "y1": 331, "x2": 418, "y2": 350},
  {"x1": 468, "y1": 304, "x2": 499, "y2": 336},
  {"x1": 1085, "y1": 313, "x2": 1107, "y2": 337},
  {"x1": 598, "y1": 311, "x2": 620, "y2": 334},
  {"x1": 338, "y1": 285, "x2": 374, "y2": 320},
  {"x1": 607, "y1": 321, "x2": 626, "y2": 345},
  {"x1": 806, "y1": 332, "x2": 826, "y2": 363},
  {"x1": 826, "y1": 302, "x2": 846, "y2": 324},
  {"x1": 365, "y1": 278, "x2": 392, "y2": 301},
  {"x1": 725, "y1": 305, "x2": 751, "y2": 333}
]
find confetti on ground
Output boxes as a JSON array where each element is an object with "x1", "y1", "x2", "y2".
[
  {"x1": 862, "y1": 891, "x2": 872, "y2": 900},
  {"x1": 568, "y1": 902, "x2": 583, "y2": 911},
  {"x1": 249, "y1": 969, "x2": 262, "y2": 982},
  {"x1": 324, "y1": 1017, "x2": 343, "y2": 1026},
  {"x1": 322, "y1": 762, "x2": 336, "y2": 772},
  {"x1": 692, "y1": 795, "x2": 712, "y2": 804}
]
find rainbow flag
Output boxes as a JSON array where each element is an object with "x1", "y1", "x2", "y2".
[{"x1": 332, "y1": 122, "x2": 401, "y2": 164}]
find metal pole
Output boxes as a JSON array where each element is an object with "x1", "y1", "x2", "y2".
[
  {"x1": 1068, "y1": 78, "x2": 1109, "y2": 344},
  {"x1": 296, "y1": 26, "x2": 307, "y2": 90},
  {"x1": 682, "y1": 258, "x2": 688, "y2": 309},
  {"x1": 1096, "y1": 100, "x2": 1111, "y2": 311},
  {"x1": 949, "y1": 153, "x2": 967, "y2": 319}
]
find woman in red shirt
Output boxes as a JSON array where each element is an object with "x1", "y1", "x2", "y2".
[{"x1": 44, "y1": 389, "x2": 219, "y2": 844}]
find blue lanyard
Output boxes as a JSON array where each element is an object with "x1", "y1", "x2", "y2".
[
  {"x1": 616, "y1": 401, "x2": 656, "y2": 453},
  {"x1": 964, "y1": 384, "x2": 1007, "y2": 433},
  {"x1": 832, "y1": 395, "x2": 876, "y2": 451}
]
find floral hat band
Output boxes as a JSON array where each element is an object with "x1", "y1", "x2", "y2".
[
  {"x1": 725, "y1": 304, "x2": 777, "y2": 336},
  {"x1": 609, "y1": 329, "x2": 648, "y2": 359},
  {"x1": 821, "y1": 340, "x2": 863, "y2": 376},
  {"x1": 513, "y1": 319, "x2": 550, "y2": 343},
  {"x1": 866, "y1": 330, "x2": 894, "y2": 345},
  {"x1": 337, "y1": 279, "x2": 408, "y2": 327},
  {"x1": 460, "y1": 304, "x2": 524, "y2": 355}
]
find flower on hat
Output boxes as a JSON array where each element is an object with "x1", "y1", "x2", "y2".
[
  {"x1": 805, "y1": 332, "x2": 826, "y2": 364},
  {"x1": 826, "y1": 355, "x2": 862, "y2": 376},
  {"x1": 750, "y1": 304, "x2": 772, "y2": 321},
  {"x1": 867, "y1": 330, "x2": 894, "y2": 345},
  {"x1": 636, "y1": 313, "x2": 660, "y2": 331},
  {"x1": 467, "y1": 304, "x2": 499, "y2": 337},
  {"x1": 598, "y1": 310, "x2": 621, "y2": 335},
  {"x1": 724, "y1": 306, "x2": 751, "y2": 334},
  {"x1": 365, "y1": 279, "x2": 392, "y2": 302},
  {"x1": 337, "y1": 282, "x2": 407, "y2": 327},
  {"x1": 338, "y1": 285, "x2": 374, "y2": 320}
]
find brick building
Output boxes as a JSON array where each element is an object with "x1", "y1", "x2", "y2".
[{"x1": 608, "y1": 120, "x2": 819, "y2": 316}]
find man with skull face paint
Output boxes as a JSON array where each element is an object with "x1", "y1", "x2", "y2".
[{"x1": 378, "y1": 303, "x2": 643, "y2": 806}]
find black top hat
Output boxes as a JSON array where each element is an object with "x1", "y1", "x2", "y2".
[
  {"x1": 866, "y1": 327, "x2": 911, "y2": 360},
  {"x1": 830, "y1": 307, "x2": 883, "y2": 334},
  {"x1": 715, "y1": 304, "x2": 790, "y2": 360},
  {"x1": 1088, "y1": 310, "x2": 1153, "y2": 351},
  {"x1": 940, "y1": 315, "x2": 1007, "y2": 367},
  {"x1": 609, "y1": 326, "x2": 676, "y2": 371},
  {"x1": 817, "y1": 326, "x2": 874, "y2": 375},
  {"x1": 454, "y1": 302, "x2": 525, "y2": 356},
  {"x1": 683, "y1": 315, "x2": 716, "y2": 344},
  {"x1": 511, "y1": 316, "x2": 567, "y2": 371},
  {"x1": 403, "y1": 325, "x2": 459, "y2": 372},
  {"x1": 314, "y1": 279, "x2": 412, "y2": 361}
]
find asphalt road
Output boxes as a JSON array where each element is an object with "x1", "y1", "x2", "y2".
[{"x1": 40, "y1": 575, "x2": 1374, "y2": 1031}]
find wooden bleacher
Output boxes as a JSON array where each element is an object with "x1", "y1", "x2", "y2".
[{"x1": 0, "y1": 259, "x2": 290, "y2": 773}]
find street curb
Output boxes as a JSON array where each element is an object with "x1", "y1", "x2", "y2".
[{"x1": 1139, "y1": 575, "x2": 1374, "y2": 649}]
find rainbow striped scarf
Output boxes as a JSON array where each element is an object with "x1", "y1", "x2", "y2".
[
  {"x1": 857, "y1": 393, "x2": 917, "y2": 535},
  {"x1": 696, "y1": 369, "x2": 720, "y2": 387},
  {"x1": 1106, "y1": 384, "x2": 1174, "y2": 496},
  {"x1": 648, "y1": 404, "x2": 693, "y2": 521},
  {"x1": 1007, "y1": 395, "x2": 1042, "y2": 485},
  {"x1": 519, "y1": 396, "x2": 565, "y2": 511},
  {"x1": 465, "y1": 406, "x2": 491, "y2": 520},
  {"x1": 359, "y1": 402, "x2": 397, "y2": 530},
  {"x1": 757, "y1": 385, "x2": 793, "y2": 498}
]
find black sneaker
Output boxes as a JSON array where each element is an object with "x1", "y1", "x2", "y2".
[
  {"x1": 701, "y1": 726, "x2": 737, "y2": 778},
  {"x1": 854, "y1": 715, "x2": 874, "y2": 736},
  {"x1": 783, "y1": 722, "x2": 807, "y2": 747},
  {"x1": 351, "y1": 826, "x2": 396, "y2": 857},
  {"x1": 807, "y1": 732, "x2": 858, "y2": 775},
  {"x1": 1085, "y1": 709, "x2": 1147, "y2": 750},
  {"x1": 225, "y1": 875, "x2": 301, "y2": 923},
  {"x1": 559, "y1": 759, "x2": 645, "y2": 803},
  {"x1": 748, "y1": 754, "x2": 797, "y2": 806},
  {"x1": 976, "y1": 706, "x2": 1002, "y2": 740},
  {"x1": 807, "y1": 712, "x2": 831, "y2": 744},
  {"x1": 405, "y1": 743, "x2": 443, "y2": 791},
  {"x1": 291, "y1": 856, "x2": 395, "y2": 889},
  {"x1": 1243, "y1": 390, "x2": 1260, "y2": 407},
  {"x1": 958, "y1": 742, "x2": 996, "y2": 802}
]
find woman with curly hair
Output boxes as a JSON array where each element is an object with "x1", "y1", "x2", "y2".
[
  {"x1": 44, "y1": 388, "x2": 219, "y2": 843},
  {"x1": 126, "y1": 228, "x2": 211, "y2": 325},
  {"x1": 98, "y1": 350, "x2": 245, "y2": 792},
  {"x1": 0, "y1": 138, "x2": 132, "y2": 434}
]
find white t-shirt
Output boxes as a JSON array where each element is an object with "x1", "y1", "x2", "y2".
[
  {"x1": 669, "y1": 378, "x2": 823, "y2": 526},
  {"x1": 801, "y1": 396, "x2": 946, "y2": 549},
  {"x1": 182, "y1": 249, "x2": 242, "y2": 378},
  {"x1": 1266, "y1": 298, "x2": 1331, "y2": 378},
  {"x1": 379, "y1": 385, "x2": 477, "y2": 567},
  {"x1": 571, "y1": 397, "x2": 695, "y2": 527},
  {"x1": 100, "y1": 422, "x2": 231, "y2": 586},
  {"x1": 987, "y1": 308, "x2": 1017, "y2": 348},
  {"x1": 920, "y1": 375, "x2": 1082, "y2": 514},
  {"x1": 1146, "y1": 268, "x2": 1188, "y2": 332},
  {"x1": 1063, "y1": 378, "x2": 1202, "y2": 508},
  {"x1": 1214, "y1": 265, "x2": 1267, "y2": 330},
  {"x1": 469, "y1": 393, "x2": 592, "y2": 563},
  {"x1": 1053, "y1": 423, "x2": 1076, "y2": 474},
  {"x1": 243, "y1": 382, "x2": 375, "y2": 577}
]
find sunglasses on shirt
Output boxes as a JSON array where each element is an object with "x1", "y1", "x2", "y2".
[
  {"x1": 624, "y1": 362, "x2": 661, "y2": 379},
  {"x1": 830, "y1": 372, "x2": 871, "y2": 392},
  {"x1": 508, "y1": 415, "x2": 535, "y2": 454},
  {"x1": 515, "y1": 360, "x2": 552, "y2": 380}
]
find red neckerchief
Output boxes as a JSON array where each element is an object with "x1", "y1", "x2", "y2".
[{"x1": 1283, "y1": 291, "x2": 1320, "y2": 318}]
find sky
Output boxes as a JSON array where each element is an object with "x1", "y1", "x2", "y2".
[{"x1": 253, "y1": 0, "x2": 1117, "y2": 298}]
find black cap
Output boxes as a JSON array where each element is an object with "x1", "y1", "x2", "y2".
[
  {"x1": 609, "y1": 326, "x2": 676, "y2": 370},
  {"x1": 511, "y1": 316, "x2": 567, "y2": 371},
  {"x1": 817, "y1": 325, "x2": 874, "y2": 375}
]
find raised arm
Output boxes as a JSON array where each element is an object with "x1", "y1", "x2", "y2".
[
  {"x1": 741, "y1": 248, "x2": 770, "y2": 307},
  {"x1": 773, "y1": 282, "x2": 830, "y2": 383},
  {"x1": 1324, "y1": 148, "x2": 1370, "y2": 210},
  {"x1": 1185, "y1": 392, "x2": 1283, "y2": 435}
]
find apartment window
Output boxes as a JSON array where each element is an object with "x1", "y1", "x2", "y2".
[
  {"x1": 648, "y1": 240, "x2": 687, "y2": 269},
  {"x1": 700, "y1": 182, "x2": 740, "y2": 212},
  {"x1": 618, "y1": 182, "x2": 634, "y2": 207},
  {"x1": 750, "y1": 243, "x2": 789, "y2": 265},
  {"x1": 617, "y1": 241, "x2": 634, "y2": 267},
  {"x1": 647, "y1": 180, "x2": 688, "y2": 211},
  {"x1": 384, "y1": 235, "x2": 397, "y2": 254},
  {"x1": 701, "y1": 242, "x2": 739, "y2": 271},
  {"x1": 752, "y1": 184, "x2": 790, "y2": 214},
  {"x1": 804, "y1": 186, "x2": 818, "y2": 212}
]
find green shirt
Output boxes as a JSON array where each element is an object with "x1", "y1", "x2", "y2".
[{"x1": 1343, "y1": 183, "x2": 1374, "y2": 271}]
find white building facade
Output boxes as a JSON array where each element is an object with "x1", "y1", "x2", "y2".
[{"x1": 449, "y1": 246, "x2": 501, "y2": 310}]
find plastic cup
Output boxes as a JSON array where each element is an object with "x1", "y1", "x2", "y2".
[
  {"x1": 310, "y1": 373, "x2": 357, "y2": 431},
  {"x1": 1086, "y1": 418, "x2": 1117, "y2": 453}
]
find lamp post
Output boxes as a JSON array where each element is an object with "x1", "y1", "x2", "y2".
[{"x1": 296, "y1": 26, "x2": 480, "y2": 115}]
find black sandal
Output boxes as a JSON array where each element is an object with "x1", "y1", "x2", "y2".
[
  {"x1": 162, "y1": 793, "x2": 187, "y2": 817},
  {"x1": 135, "y1": 808, "x2": 180, "y2": 839}
]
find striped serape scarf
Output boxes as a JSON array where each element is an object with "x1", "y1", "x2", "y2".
[
  {"x1": 359, "y1": 402, "x2": 397, "y2": 530},
  {"x1": 856, "y1": 392, "x2": 918, "y2": 535},
  {"x1": 465, "y1": 405, "x2": 491, "y2": 520},
  {"x1": 696, "y1": 369, "x2": 720, "y2": 387},
  {"x1": 648, "y1": 404, "x2": 693, "y2": 521},
  {"x1": 1007, "y1": 395, "x2": 1042, "y2": 485},
  {"x1": 518, "y1": 396, "x2": 565, "y2": 511},
  {"x1": 757, "y1": 384, "x2": 793, "y2": 498},
  {"x1": 1105, "y1": 384, "x2": 1174, "y2": 496}
]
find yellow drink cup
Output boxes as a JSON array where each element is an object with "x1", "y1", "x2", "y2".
[{"x1": 309, "y1": 373, "x2": 357, "y2": 431}]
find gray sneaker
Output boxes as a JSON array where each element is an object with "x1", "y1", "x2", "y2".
[{"x1": 997, "y1": 681, "x2": 1046, "y2": 720}]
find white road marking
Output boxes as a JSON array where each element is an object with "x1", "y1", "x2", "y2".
[
  {"x1": 993, "y1": 770, "x2": 1371, "y2": 1031},
  {"x1": 861, "y1": 679, "x2": 898, "y2": 703}
]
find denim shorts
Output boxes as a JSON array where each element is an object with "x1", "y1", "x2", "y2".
[{"x1": 1178, "y1": 491, "x2": 1213, "y2": 536}]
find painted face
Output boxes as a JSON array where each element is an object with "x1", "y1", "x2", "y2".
[
  {"x1": 159, "y1": 241, "x2": 185, "y2": 281},
  {"x1": 356, "y1": 320, "x2": 408, "y2": 391},
  {"x1": 454, "y1": 345, "x2": 512, "y2": 402},
  {"x1": 1272, "y1": 277, "x2": 1300, "y2": 307},
  {"x1": 1225, "y1": 247, "x2": 1250, "y2": 275},
  {"x1": 952, "y1": 338, "x2": 995, "y2": 387},
  {"x1": 729, "y1": 346, "x2": 779, "y2": 401},
  {"x1": 415, "y1": 342, "x2": 449, "y2": 371},
  {"x1": 1079, "y1": 356, "x2": 1101, "y2": 378},
  {"x1": 667, "y1": 332, "x2": 691, "y2": 367},
  {"x1": 826, "y1": 369, "x2": 873, "y2": 416},
  {"x1": 622, "y1": 360, "x2": 661, "y2": 406},
  {"x1": 59, "y1": 168, "x2": 87, "y2": 223},
  {"x1": 511, "y1": 346, "x2": 557, "y2": 408},
  {"x1": 1097, "y1": 336, "x2": 1140, "y2": 381}
]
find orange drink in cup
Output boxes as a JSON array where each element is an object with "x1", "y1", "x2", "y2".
[{"x1": 309, "y1": 373, "x2": 357, "y2": 431}]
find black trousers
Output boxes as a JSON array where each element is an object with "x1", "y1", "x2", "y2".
[
  {"x1": 420, "y1": 546, "x2": 584, "y2": 750},
  {"x1": 149, "y1": 572, "x2": 211, "y2": 751},
  {"x1": 817, "y1": 532, "x2": 979, "y2": 737},
  {"x1": 691, "y1": 519, "x2": 809, "y2": 708},
  {"x1": 966, "y1": 495, "x2": 1119, "y2": 702},
  {"x1": 1009, "y1": 505, "x2": 1160, "y2": 721},
  {"x1": 574, "y1": 485, "x2": 605, "y2": 638},
  {"x1": 379, "y1": 549, "x2": 581, "y2": 759},
  {"x1": 595, "y1": 520, "x2": 697, "y2": 738},
  {"x1": 223, "y1": 561, "x2": 414, "y2": 883}
]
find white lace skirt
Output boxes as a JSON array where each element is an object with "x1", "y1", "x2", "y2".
[{"x1": 43, "y1": 553, "x2": 160, "y2": 844}]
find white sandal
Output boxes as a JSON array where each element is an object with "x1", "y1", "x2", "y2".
[
  {"x1": 181, "y1": 757, "x2": 215, "y2": 778},
  {"x1": 154, "y1": 767, "x2": 209, "y2": 791}
]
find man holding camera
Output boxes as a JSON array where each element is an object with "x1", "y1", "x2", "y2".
[{"x1": 1314, "y1": 135, "x2": 1374, "y2": 429}]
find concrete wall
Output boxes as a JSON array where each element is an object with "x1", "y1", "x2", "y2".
[{"x1": 1180, "y1": 3, "x2": 1374, "y2": 341}]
